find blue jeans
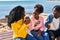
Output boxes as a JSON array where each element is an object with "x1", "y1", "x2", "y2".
[
  {"x1": 31, "y1": 30, "x2": 43, "y2": 40},
  {"x1": 26, "y1": 34, "x2": 37, "y2": 40},
  {"x1": 31, "y1": 30, "x2": 49, "y2": 40},
  {"x1": 13, "y1": 38, "x2": 25, "y2": 40},
  {"x1": 42, "y1": 31, "x2": 49, "y2": 40}
]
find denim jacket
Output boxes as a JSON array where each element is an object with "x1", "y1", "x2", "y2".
[{"x1": 45, "y1": 14, "x2": 60, "y2": 30}]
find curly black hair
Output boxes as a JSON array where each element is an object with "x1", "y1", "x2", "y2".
[
  {"x1": 8, "y1": 6, "x2": 25, "y2": 27},
  {"x1": 34, "y1": 4, "x2": 44, "y2": 14},
  {"x1": 53, "y1": 5, "x2": 60, "y2": 13}
]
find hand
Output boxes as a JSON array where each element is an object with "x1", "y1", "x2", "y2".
[
  {"x1": 34, "y1": 21, "x2": 40, "y2": 27},
  {"x1": 34, "y1": 22, "x2": 39, "y2": 27},
  {"x1": 38, "y1": 30, "x2": 42, "y2": 36},
  {"x1": 24, "y1": 18, "x2": 30, "y2": 24},
  {"x1": 47, "y1": 23, "x2": 51, "y2": 29}
]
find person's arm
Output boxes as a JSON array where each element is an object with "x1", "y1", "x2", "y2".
[
  {"x1": 45, "y1": 15, "x2": 52, "y2": 29},
  {"x1": 28, "y1": 16, "x2": 35, "y2": 30},
  {"x1": 34, "y1": 17, "x2": 44, "y2": 31},
  {"x1": 34, "y1": 17, "x2": 44, "y2": 36},
  {"x1": 28, "y1": 22, "x2": 33, "y2": 30},
  {"x1": 24, "y1": 16, "x2": 34, "y2": 30}
]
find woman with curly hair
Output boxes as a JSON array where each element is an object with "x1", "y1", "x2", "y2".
[{"x1": 8, "y1": 6, "x2": 30, "y2": 40}]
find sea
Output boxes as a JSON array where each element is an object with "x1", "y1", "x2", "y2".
[{"x1": 0, "y1": 0, "x2": 60, "y2": 18}]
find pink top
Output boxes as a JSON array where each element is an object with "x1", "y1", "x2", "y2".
[{"x1": 28, "y1": 15, "x2": 45, "y2": 31}]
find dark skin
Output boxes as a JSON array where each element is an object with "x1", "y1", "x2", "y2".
[
  {"x1": 33, "y1": 10, "x2": 40, "y2": 27},
  {"x1": 20, "y1": 10, "x2": 30, "y2": 25},
  {"x1": 33, "y1": 10, "x2": 42, "y2": 36},
  {"x1": 33, "y1": 11, "x2": 39, "y2": 20},
  {"x1": 47, "y1": 8, "x2": 60, "y2": 29},
  {"x1": 24, "y1": 17, "x2": 31, "y2": 25},
  {"x1": 53, "y1": 9, "x2": 60, "y2": 19}
]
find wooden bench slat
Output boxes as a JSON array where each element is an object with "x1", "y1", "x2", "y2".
[{"x1": 0, "y1": 31, "x2": 13, "y2": 40}]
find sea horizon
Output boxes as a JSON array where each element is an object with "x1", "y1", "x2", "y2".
[{"x1": 0, "y1": 0, "x2": 60, "y2": 18}]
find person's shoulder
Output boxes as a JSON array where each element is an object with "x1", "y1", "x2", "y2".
[
  {"x1": 30, "y1": 15, "x2": 33, "y2": 19},
  {"x1": 11, "y1": 22, "x2": 17, "y2": 27},
  {"x1": 11, "y1": 19, "x2": 23, "y2": 26},
  {"x1": 39, "y1": 15, "x2": 44, "y2": 20},
  {"x1": 39, "y1": 15, "x2": 43, "y2": 19},
  {"x1": 48, "y1": 14, "x2": 53, "y2": 17},
  {"x1": 47, "y1": 14, "x2": 54, "y2": 20}
]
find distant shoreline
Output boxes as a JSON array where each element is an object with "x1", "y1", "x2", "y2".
[{"x1": 0, "y1": 13, "x2": 49, "y2": 23}]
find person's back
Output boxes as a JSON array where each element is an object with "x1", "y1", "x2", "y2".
[
  {"x1": 11, "y1": 19, "x2": 28, "y2": 38},
  {"x1": 8, "y1": 6, "x2": 28, "y2": 40}
]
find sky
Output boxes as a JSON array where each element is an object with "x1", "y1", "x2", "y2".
[
  {"x1": 0, "y1": 0, "x2": 60, "y2": 18},
  {"x1": 0, "y1": 0, "x2": 36, "y2": 1}
]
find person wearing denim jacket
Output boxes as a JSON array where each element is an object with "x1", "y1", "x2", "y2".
[{"x1": 45, "y1": 5, "x2": 60, "y2": 40}]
